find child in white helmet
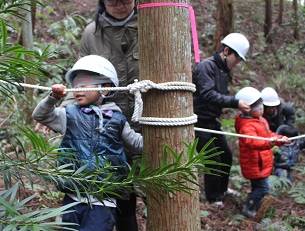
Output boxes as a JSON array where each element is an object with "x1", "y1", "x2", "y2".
[
  {"x1": 32, "y1": 55, "x2": 143, "y2": 231},
  {"x1": 235, "y1": 87, "x2": 289, "y2": 218},
  {"x1": 261, "y1": 87, "x2": 296, "y2": 132}
]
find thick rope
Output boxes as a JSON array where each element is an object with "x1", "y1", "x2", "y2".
[
  {"x1": 286, "y1": 134, "x2": 305, "y2": 141},
  {"x1": 2, "y1": 79, "x2": 305, "y2": 142},
  {"x1": 194, "y1": 127, "x2": 303, "y2": 142},
  {"x1": 0, "y1": 79, "x2": 196, "y2": 92},
  {"x1": 0, "y1": 79, "x2": 196, "y2": 124},
  {"x1": 127, "y1": 79, "x2": 196, "y2": 122},
  {"x1": 195, "y1": 127, "x2": 275, "y2": 141},
  {"x1": 139, "y1": 115, "x2": 198, "y2": 126}
]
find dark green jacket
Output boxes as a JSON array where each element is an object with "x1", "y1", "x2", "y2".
[{"x1": 80, "y1": 14, "x2": 139, "y2": 124}]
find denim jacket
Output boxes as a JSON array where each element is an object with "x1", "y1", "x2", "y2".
[
  {"x1": 274, "y1": 139, "x2": 305, "y2": 169},
  {"x1": 32, "y1": 95, "x2": 143, "y2": 196}
]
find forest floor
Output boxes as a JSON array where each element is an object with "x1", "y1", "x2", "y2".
[{"x1": 9, "y1": 0, "x2": 304, "y2": 230}]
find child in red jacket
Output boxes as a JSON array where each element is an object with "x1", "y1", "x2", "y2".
[{"x1": 235, "y1": 87, "x2": 289, "y2": 218}]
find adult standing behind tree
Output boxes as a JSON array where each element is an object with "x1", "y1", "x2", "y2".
[
  {"x1": 79, "y1": 1, "x2": 139, "y2": 230},
  {"x1": 80, "y1": 0, "x2": 138, "y2": 126},
  {"x1": 193, "y1": 33, "x2": 250, "y2": 207},
  {"x1": 261, "y1": 87, "x2": 296, "y2": 133}
]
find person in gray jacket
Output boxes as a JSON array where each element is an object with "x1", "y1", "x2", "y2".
[
  {"x1": 80, "y1": 2, "x2": 139, "y2": 229},
  {"x1": 80, "y1": 0, "x2": 138, "y2": 125},
  {"x1": 193, "y1": 33, "x2": 251, "y2": 207},
  {"x1": 32, "y1": 55, "x2": 143, "y2": 231}
]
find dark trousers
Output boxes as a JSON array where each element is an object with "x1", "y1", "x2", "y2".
[
  {"x1": 196, "y1": 122, "x2": 233, "y2": 202},
  {"x1": 61, "y1": 195, "x2": 116, "y2": 231},
  {"x1": 116, "y1": 193, "x2": 138, "y2": 231},
  {"x1": 275, "y1": 167, "x2": 293, "y2": 182},
  {"x1": 246, "y1": 178, "x2": 269, "y2": 211}
]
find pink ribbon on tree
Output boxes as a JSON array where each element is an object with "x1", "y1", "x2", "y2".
[{"x1": 137, "y1": 2, "x2": 200, "y2": 63}]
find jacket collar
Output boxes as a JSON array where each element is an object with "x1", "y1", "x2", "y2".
[
  {"x1": 99, "y1": 11, "x2": 137, "y2": 29},
  {"x1": 80, "y1": 107, "x2": 113, "y2": 117},
  {"x1": 213, "y1": 52, "x2": 230, "y2": 73},
  {"x1": 79, "y1": 102, "x2": 121, "y2": 118}
]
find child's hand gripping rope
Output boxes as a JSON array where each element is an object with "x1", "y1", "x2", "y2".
[
  {"x1": 51, "y1": 84, "x2": 67, "y2": 99},
  {"x1": 271, "y1": 136, "x2": 291, "y2": 146}
]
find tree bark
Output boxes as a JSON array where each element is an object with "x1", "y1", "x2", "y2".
[
  {"x1": 264, "y1": 0, "x2": 272, "y2": 43},
  {"x1": 276, "y1": 0, "x2": 283, "y2": 25},
  {"x1": 292, "y1": 0, "x2": 299, "y2": 40},
  {"x1": 214, "y1": 0, "x2": 234, "y2": 51},
  {"x1": 21, "y1": 4, "x2": 35, "y2": 123},
  {"x1": 31, "y1": 0, "x2": 37, "y2": 33},
  {"x1": 21, "y1": 5, "x2": 33, "y2": 49},
  {"x1": 138, "y1": 1, "x2": 200, "y2": 230}
]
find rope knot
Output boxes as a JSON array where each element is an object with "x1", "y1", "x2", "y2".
[
  {"x1": 129, "y1": 79, "x2": 151, "y2": 123},
  {"x1": 128, "y1": 79, "x2": 154, "y2": 94}
]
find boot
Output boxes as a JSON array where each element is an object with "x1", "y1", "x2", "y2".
[
  {"x1": 242, "y1": 200, "x2": 256, "y2": 218},
  {"x1": 254, "y1": 195, "x2": 276, "y2": 222}
]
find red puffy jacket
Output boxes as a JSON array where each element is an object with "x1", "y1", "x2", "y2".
[{"x1": 235, "y1": 114, "x2": 281, "y2": 179}]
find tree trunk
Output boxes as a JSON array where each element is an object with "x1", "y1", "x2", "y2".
[
  {"x1": 277, "y1": 0, "x2": 283, "y2": 25},
  {"x1": 31, "y1": 0, "x2": 37, "y2": 33},
  {"x1": 264, "y1": 0, "x2": 272, "y2": 43},
  {"x1": 292, "y1": 0, "x2": 299, "y2": 40},
  {"x1": 214, "y1": 0, "x2": 234, "y2": 51},
  {"x1": 21, "y1": 5, "x2": 33, "y2": 49},
  {"x1": 21, "y1": 4, "x2": 35, "y2": 123},
  {"x1": 138, "y1": 1, "x2": 200, "y2": 231}
]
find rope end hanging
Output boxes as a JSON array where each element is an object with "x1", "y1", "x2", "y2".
[
  {"x1": 131, "y1": 90, "x2": 143, "y2": 122},
  {"x1": 130, "y1": 79, "x2": 144, "y2": 122}
]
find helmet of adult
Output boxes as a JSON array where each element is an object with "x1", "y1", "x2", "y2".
[
  {"x1": 65, "y1": 55, "x2": 119, "y2": 87},
  {"x1": 235, "y1": 87, "x2": 261, "y2": 105},
  {"x1": 221, "y1": 33, "x2": 250, "y2": 61},
  {"x1": 261, "y1": 87, "x2": 280, "y2": 106}
]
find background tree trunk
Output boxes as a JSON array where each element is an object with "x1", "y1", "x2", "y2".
[
  {"x1": 21, "y1": 4, "x2": 35, "y2": 123},
  {"x1": 214, "y1": 0, "x2": 234, "y2": 51},
  {"x1": 31, "y1": 0, "x2": 37, "y2": 33},
  {"x1": 292, "y1": 0, "x2": 299, "y2": 40},
  {"x1": 21, "y1": 5, "x2": 33, "y2": 49},
  {"x1": 264, "y1": 0, "x2": 272, "y2": 43},
  {"x1": 138, "y1": 1, "x2": 200, "y2": 230},
  {"x1": 277, "y1": 0, "x2": 283, "y2": 25}
]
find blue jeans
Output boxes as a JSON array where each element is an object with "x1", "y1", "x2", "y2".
[
  {"x1": 246, "y1": 178, "x2": 269, "y2": 211},
  {"x1": 62, "y1": 195, "x2": 116, "y2": 231}
]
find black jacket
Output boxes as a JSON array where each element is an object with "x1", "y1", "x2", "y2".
[
  {"x1": 193, "y1": 53, "x2": 239, "y2": 124},
  {"x1": 264, "y1": 100, "x2": 296, "y2": 132}
]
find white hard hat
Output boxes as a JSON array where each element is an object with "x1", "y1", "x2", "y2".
[
  {"x1": 235, "y1": 87, "x2": 261, "y2": 105},
  {"x1": 261, "y1": 87, "x2": 280, "y2": 106},
  {"x1": 221, "y1": 33, "x2": 250, "y2": 61},
  {"x1": 65, "y1": 55, "x2": 119, "y2": 87}
]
